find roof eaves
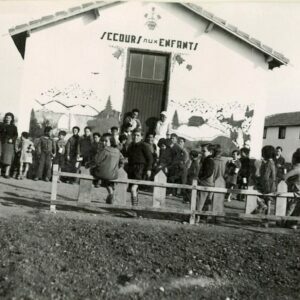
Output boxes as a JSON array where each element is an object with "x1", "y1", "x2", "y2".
[
  {"x1": 180, "y1": 2, "x2": 289, "y2": 66},
  {"x1": 8, "y1": 1, "x2": 289, "y2": 66},
  {"x1": 8, "y1": 1, "x2": 118, "y2": 36}
]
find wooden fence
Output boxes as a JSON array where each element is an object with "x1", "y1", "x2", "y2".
[{"x1": 50, "y1": 164, "x2": 300, "y2": 226}]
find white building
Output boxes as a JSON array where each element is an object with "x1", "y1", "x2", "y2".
[
  {"x1": 263, "y1": 112, "x2": 300, "y2": 162},
  {"x1": 9, "y1": 1, "x2": 288, "y2": 157}
]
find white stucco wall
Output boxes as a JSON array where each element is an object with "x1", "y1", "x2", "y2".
[
  {"x1": 17, "y1": 1, "x2": 271, "y2": 157},
  {"x1": 263, "y1": 126, "x2": 300, "y2": 162}
]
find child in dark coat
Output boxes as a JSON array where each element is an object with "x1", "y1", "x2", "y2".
[
  {"x1": 34, "y1": 126, "x2": 56, "y2": 182},
  {"x1": 79, "y1": 126, "x2": 93, "y2": 166},
  {"x1": 156, "y1": 138, "x2": 172, "y2": 175},
  {"x1": 126, "y1": 128, "x2": 153, "y2": 206},
  {"x1": 53, "y1": 130, "x2": 67, "y2": 182},
  {"x1": 285, "y1": 148, "x2": 300, "y2": 229},
  {"x1": 196, "y1": 144, "x2": 215, "y2": 222},
  {"x1": 183, "y1": 150, "x2": 200, "y2": 203},
  {"x1": 225, "y1": 150, "x2": 241, "y2": 202},
  {"x1": 255, "y1": 145, "x2": 276, "y2": 214},
  {"x1": 65, "y1": 126, "x2": 80, "y2": 183}
]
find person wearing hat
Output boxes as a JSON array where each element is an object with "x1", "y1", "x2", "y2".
[{"x1": 154, "y1": 111, "x2": 171, "y2": 145}]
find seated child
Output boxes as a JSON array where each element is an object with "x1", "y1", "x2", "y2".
[
  {"x1": 18, "y1": 132, "x2": 35, "y2": 179},
  {"x1": 89, "y1": 133, "x2": 123, "y2": 204},
  {"x1": 284, "y1": 148, "x2": 300, "y2": 229}
]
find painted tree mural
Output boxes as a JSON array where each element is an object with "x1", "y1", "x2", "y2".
[
  {"x1": 172, "y1": 110, "x2": 180, "y2": 129},
  {"x1": 170, "y1": 99, "x2": 254, "y2": 148}
]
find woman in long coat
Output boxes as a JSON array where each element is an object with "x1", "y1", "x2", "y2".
[{"x1": 0, "y1": 112, "x2": 18, "y2": 178}]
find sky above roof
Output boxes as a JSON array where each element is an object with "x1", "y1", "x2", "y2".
[{"x1": 1, "y1": 1, "x2": 300, "y2": 117}]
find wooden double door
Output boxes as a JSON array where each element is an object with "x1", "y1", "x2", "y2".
[{"x1": 122, "y1": 49, "x2": 170, "y2": 132}]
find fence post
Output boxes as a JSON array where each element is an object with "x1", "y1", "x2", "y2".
[
  {"x1": 275, "y1": 180, "x2": 288, "y2": 216},
  {"x1": 78, "y1": 166, "x2": 92, "y2": 204},
  {"x1": 50, "y1": 164, "x2": 59, "y2": 213},
  {"x1": 153, "y1": 170, "x2": 167, "y2": 208},
  {"x1": 212, "y1": 177, "x2": 226, "y2": 214},
  {"x1": 245, "y1": 186, "x2": 257, "y2": 214},
  {"x1": 189, "y1": 179, "x2": 198, "y2": 224},
  {"x1": 114, "y1": 167, "x2": 128, "y2": 205}
]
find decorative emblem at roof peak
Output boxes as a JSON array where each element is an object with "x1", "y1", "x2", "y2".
[{"x1": 144, "y1": 7, "x2": 161, "y2": 30}]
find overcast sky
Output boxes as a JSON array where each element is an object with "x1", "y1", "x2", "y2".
[{"x1": 1, "y1": 1, "x2": 300, "y2": 117}]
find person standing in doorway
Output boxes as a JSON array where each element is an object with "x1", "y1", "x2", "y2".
[
  {"x1": 122, "y1": 109, "x2": 142, "y2": 132},
  {"x1": 154, "y1": 111, "x2": 171, "y2": 144}
]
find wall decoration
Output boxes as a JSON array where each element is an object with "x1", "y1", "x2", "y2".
[
  {"x1": 144, "y1": 7, "x2": 161, "y2": 30},
  {"x1": 29, "y1": 84, "x2": 102, "y2": 137},
  {"x1": 87, "y1": 96, "x2": 121, "y2": 134},
  {"x1": 169, "y1": 99, "x2": 254, "y2": 153},
  {"x1": 171, "y1": 53, "x2": 193, "y2": 72}
]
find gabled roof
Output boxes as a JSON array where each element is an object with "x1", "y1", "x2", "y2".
[
  {"x1": 265, "y1": 112, "x2": 300, "y2": 127},
  {"x1": 8, "y1": 1, "x2": 289, "y2": 68}
]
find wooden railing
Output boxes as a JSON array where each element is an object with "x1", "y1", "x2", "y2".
[{"x1": 50, "y1": 164, "x2": 300, "y2": 226}]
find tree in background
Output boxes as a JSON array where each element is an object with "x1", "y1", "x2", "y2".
[{"x1": 172, "y1": 110, "x2": 180, "y2": 129}]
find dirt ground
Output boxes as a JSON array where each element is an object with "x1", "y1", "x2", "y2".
[{"x1": 0, "y1": 177, "x2": 299, "y2": 300}]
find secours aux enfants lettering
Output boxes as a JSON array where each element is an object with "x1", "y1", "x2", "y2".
[{"x1": 100, "y1": 31, "x2": 199, "y2": 51}]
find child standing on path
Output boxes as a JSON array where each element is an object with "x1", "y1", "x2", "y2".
[
  {"x1": 225, "y1": 150, "x2": 241, "y2": 202},
  {"x1": 127, "y1": 128, "x2": 153, "y2": 206},
  {"x1": 53, "y1": 131, "x2": 67, "y2": 182},
  {"x1": 34, "y1": 126, "x2": 56, "y2": 182},
  {"x1": 183, "y1": 150, "x2": 200, "y2": 204},
  {"x1": 18, "y1": 132, "x2": 35, "y2": 179},
  {"x1": 196, "y1": 144, "x2": 215, "y2": 222},
  {"x1": 284, "y1": 148, "x2": 300, "y2": 229},
  {"x1": 256, "y1": 145, "x2": 276, "y2": 214}
]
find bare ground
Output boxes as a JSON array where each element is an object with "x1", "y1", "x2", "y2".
[{"x1": 0, "y1": 177, "x2": 299, "y2": 300}]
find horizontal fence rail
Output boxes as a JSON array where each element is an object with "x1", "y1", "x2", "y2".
[{"x1": 50, "y1": 165, "x2": 300, "y2": 226}]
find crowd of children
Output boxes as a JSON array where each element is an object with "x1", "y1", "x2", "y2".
[{"x1": 0, "y1": 110, "x2": 300, "y2": 225}]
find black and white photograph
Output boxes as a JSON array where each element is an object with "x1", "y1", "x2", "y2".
[{"x1": 0, "y1": 0, "x2": 299, "y2": 299}]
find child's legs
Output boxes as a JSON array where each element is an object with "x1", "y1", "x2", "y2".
[
  {"x1": 19, "y1": 162, "x2": 24, "y2": 176},
  {"x1": 36, "y1": 153, "x2": 46, "y2": 179},
  {"x1": 131, "y1": 184, "x2": 138, "y2": 197},
  {"x1": 23, "y1": 163, "x2": 29, "y2": 176},
  {"x1": 196, "y1": 191, "x2": 209, "y2": 211},
  {"x1": 45, "y1": 154, "x2": 52, "y2": 179},
  {"x1": 5, "y1": 165, "x2": 10, "y2": 176}
]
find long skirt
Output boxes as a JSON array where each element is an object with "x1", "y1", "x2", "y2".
[{"x1": 0, "y1": 142, "x2": 15, "y2": 166}]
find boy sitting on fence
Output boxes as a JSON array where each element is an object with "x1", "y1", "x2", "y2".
[
  {"x1": 89, "y1": 133, "x2": 123, "y2": 204},
  {"x1": 284, "y1": 148, "x2": 300, "y2": 229}
]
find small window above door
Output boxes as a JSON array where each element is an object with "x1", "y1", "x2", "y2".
[{"x1": 129, "y1": 52, "x2": 167, "y2": 81}]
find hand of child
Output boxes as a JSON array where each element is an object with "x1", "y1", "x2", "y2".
[{"x1": 146, "y1": 170, "x2": 151, "y2": 178}]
